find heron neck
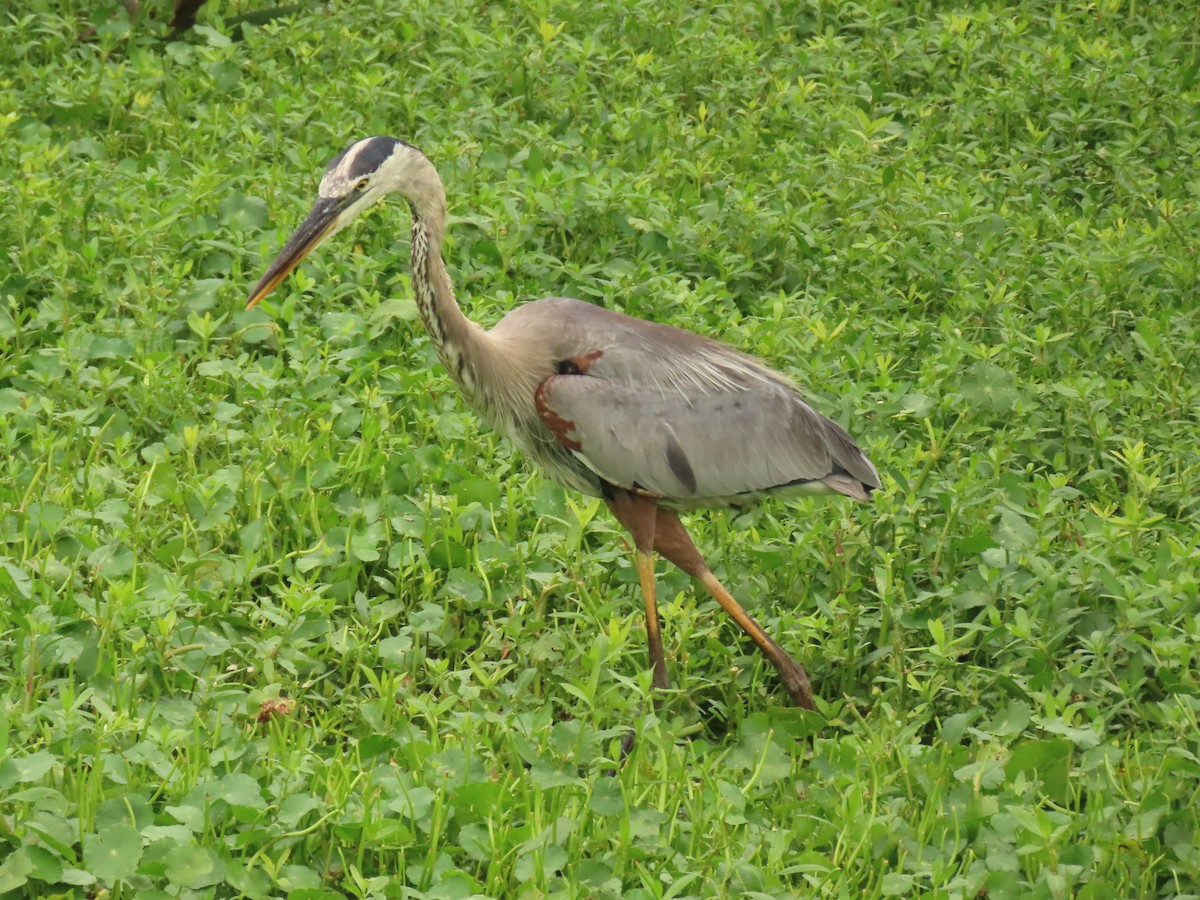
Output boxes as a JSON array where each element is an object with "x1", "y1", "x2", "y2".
[{"x1": 410, "y1": 215, "x2": 489, "y2": 401}]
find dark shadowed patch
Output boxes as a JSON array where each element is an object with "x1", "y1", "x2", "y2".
[
  {"x1": 664, "y1": 433, "x2": 698, "y2": 495},
  {"x1": 755, "y1": 476, "x2": 820, "y2": 492},
  {"x1": 554, "y1": 349, "x2": 603, "y2": 376}
]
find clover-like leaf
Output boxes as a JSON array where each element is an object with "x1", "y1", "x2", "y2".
[{"x1": 84, "y1": 824, "x2": 142, "y2": 883}]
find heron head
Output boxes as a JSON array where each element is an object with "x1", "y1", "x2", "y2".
[{"x1": 246, "y1": 136, "x2": 442, "y2": 309}]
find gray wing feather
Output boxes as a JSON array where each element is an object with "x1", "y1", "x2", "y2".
[
  {"x1": 496, "y1": 297, "x2": 879, "y2": 502},
  {"x1": 540, "y1": 371, "x2": 879, "y2": 502}
]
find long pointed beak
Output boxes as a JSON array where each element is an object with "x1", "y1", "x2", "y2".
[{"x1": 245, "y1": 197, "x2": 343, "y2": 309}]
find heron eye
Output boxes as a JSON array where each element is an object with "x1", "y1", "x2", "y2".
[{"x1": 355, "y1": 178, "x2": 369, "y2": 192}]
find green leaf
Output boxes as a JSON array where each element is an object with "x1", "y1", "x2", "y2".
[
  {"x1": 990, "y1": 701, "x2": 1032, "y2": 737},
  {"x1": 961, "y1": 361, "x2": 1019, "y2": 412},
  {"x1": 278, "y1": 793, "x2": 321, "y2": 827},
  {"x1": 449, "y1": 781, "x2": 502, "y2": 820},
  {"x1": 217, "y1": 193, "x2": 269, "y2": 231},
  {"x1": 165, "y1": 803, "x2": 205, "y2": 831},
  {"x1": 86, "y1": 335, "x2": 134, "y2": 360},
  {"x1": 84, "y1": 824, "x2": 143, "y2": 883},
  {"x1": 1038, "y1": 718, "x2": 1103, "y2": 750},
  {"x1": 276, "y1": 863, "x2": 322, "y2": 890},
  {"x1": 994, "y1": 508, "x2": 1037, "y2": 553},
  {"x1": 388, "y1": 785, "x2": 436, "y2": 820},
  {"x1": 0, "y1": 850, "x2": 33, "y2": 892},
  {"x1": 371, "y1": 298, "x2": 419, "y2": 322},
  {"x1": 528, "y1": 763, "x2": 583, "y2": 790},
  {"x1": 349, "y1": 529, "x2": 380, "y2": 562},
  {"x1": 12, "y1": 751, "x2": 56, "y2": 783},
  {"x1": 1125, "y1": 804, "x2": 1167, "y2": 841},
  {"x1": 225, "y1": 859, "x2": 273, "y2": 900},
  {"x1": 458, "y1": 823, "x2": 490, "y2": 862},
  {"x1": 193, "y1": 24, "x2": 232, "y2": 47},
  {"x1": 22, "y1": 846, "x2": 63, "y2": 884},
  {"x1": 217, "y1": 773, "x2": 264, "y2": 806},
  {"x1": 0, "y1": 562, "x2": 32, "y2": 601},
  {"x1": 1005, "y1": 738, "x2": 1071, "y2": 803},
  {"x1": 410, "y1": 602, "x2": 446, "y2": 636},
  {"x1": 60, "y1": 868, "x2": 98, "y2": 886},
  {"x1": 726, "y1": 729, "x2": 792, "y2": 788},
  {"x1": 587, "y1": 778, "x2": 624, "y2": 817},
  {"x1": 377, "y1": 633, "x2": 415, "y2": 668},
  {"x1": 164, "y1": 842, "x2": 224, "y2": 889},
  {"x1": 95, "y1": 794, "x2": 154, "y2": 830}
]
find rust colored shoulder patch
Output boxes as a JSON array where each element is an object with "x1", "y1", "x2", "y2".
[
  {"x1": 574, "y1": 349, "x2": 604, "y2": 372},
  {"x1": 554, "y1": 349, "x2": 604, "y2": 376},
  {"x1": 534, "y1": 377, "x2": 582, "y2": 451}
]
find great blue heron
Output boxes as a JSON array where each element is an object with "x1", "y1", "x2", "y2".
[{"x1": 246, "y1": 136, "x2": 880, "y2": 711}]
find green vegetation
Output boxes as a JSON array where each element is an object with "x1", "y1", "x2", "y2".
[{"x1": 2, "y1": 0, "x2": 1199, "y2": 896}]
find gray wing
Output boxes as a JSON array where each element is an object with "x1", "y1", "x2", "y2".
[{"x1": 534, "y1": 344, "x2": 880, "y2": 504}]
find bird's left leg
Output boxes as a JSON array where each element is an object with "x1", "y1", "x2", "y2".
[
  {"x1": 605, "y1": 490, "x2": 670, "y2": 692},
  {"x1": 652, "y1": 509, "x2": 815, "y2": 710}
]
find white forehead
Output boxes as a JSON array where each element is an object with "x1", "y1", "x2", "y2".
[{"x1": 318, "y1": 137, "x2": 405, "y2": 198}]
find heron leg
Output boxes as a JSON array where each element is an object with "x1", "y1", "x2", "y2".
[
  {"x1": 606, "y1": 491, "x2": 670, "y2": 692},
  {"x1": 652, "y1": 509, "x2": 815, "y2": 710}
]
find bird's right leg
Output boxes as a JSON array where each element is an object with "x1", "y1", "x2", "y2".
[
  {"x1": 604, "y1": 491, "x2": 670, "y2": 768},
  {"x1": 652, "y1": 509, "x2": 815, "y2": 710},
  {"x1": 605, "y1": 491, "x2": 670, "y2": 692}
]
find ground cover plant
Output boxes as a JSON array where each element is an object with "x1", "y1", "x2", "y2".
[{"x1": 2, "y1": 0, "x2": 1199, "y2": 896}]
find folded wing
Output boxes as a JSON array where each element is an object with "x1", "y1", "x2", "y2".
[{"x1": 535, "y1": 349, "x2": 879, "y2": 504}]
